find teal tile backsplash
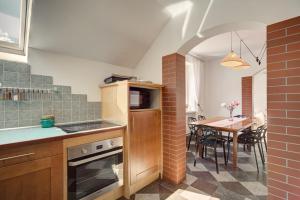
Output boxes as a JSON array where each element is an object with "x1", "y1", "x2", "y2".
[{"x1": 0, "y1": 60, "x2": 101, "y2": 128}]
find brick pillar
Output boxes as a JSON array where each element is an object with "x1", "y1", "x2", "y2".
[
  {"x1": 162, "y1": 53, "x2": 186, "y2": 184},
  {"x1": 267, "y1": 16, "x2": 300, "y2": 199},
  {"x1": 242, "y1": 76, "x2": 253, "y2": 117}
]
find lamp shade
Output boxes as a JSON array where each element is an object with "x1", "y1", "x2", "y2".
[
  {"x1": 233, "y1": 60, "x2": 251, "y2": 70},
  {"x1": 220, "y1": 51, "x2": 244, "y2": 67}
]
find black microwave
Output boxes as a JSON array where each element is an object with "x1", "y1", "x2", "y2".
[{"x1": 129, "y1": 88, "x2": 150, "y2": 109}]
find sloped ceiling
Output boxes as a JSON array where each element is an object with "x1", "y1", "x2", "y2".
[{"x1": 29, "y1": 0, "x2": 170, "y2": 68}]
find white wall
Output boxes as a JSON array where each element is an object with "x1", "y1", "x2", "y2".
[
  {"x1": 28, "y1": 48, "x2": 134, "y2": 101},
  {"x1": 134, "y1": 0, "x2": 211, "y2": 83},
  {"x1": 203, "y1": 54, "x2": 265, "y2": 117},
  {"x1": 253, "y1": 69, "x2": 267, "y2": 115}
]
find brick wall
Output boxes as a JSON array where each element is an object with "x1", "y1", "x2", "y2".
[
  {"x1": 242, "y1": 76, "x2": 253, "y2": 117},
  {"x1": 267, "y1": 16, "x2": 300, "y2": 200},
  {"x1": 162, "y1": 53, "x2": 186, "y2": 184}
]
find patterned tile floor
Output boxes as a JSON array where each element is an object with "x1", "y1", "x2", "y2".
[{"x1": 119, "y1": 141, "x2": 267, "y2": 200}]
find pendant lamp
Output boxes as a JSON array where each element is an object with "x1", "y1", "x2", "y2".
[
  {"x1": 233, "y1": 40, "x2": 250, "y2": 70},
  {"x1": 220, "y1": 32, "x2": 243, "y2": 67}
]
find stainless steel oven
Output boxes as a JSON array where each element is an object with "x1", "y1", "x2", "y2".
[{"x1": 67, "y1": 137, "x2": 123, "y2": 200}]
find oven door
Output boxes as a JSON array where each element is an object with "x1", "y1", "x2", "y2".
[{"x1": 68, "y1": 148, "x2": 123, "y2": 200}]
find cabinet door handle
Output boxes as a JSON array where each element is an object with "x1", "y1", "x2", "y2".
[
  {"x1": 68, "y1": 149, "x2": 123, "y2": 166},
  {"x1": 0, "y1": 152, "x2": 35, "y2": 162}
]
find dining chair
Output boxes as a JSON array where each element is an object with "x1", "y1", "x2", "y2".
[
  {"x1": 187, "y1": 117, "x2": 197, "y2": 150},
  {"x1": 252, "y1": 124, "x2": 267, "y2": 162},
  {"x1": 194, "y1": 126, "x2": 227, "y2": 173},
  {"x1": 227, "y1": 124, "x2": 265, "y2": 172},
  {"x1": 225, "y1": 127, "x2": 251, "y2": 157},
  {"x1": 195, "y1": 115, "x2": 206, "y2": 151}
]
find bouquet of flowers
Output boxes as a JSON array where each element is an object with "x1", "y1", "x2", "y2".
[{"x1": 221, "y1": 100, "x2": 240, "y2": 121}]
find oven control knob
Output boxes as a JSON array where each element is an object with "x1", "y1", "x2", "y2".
[
  {"x1": 110, "y1": 140, "x2": 114, "y2": 147},
  {"x1": 81, "y1": 148, "x2": 88, "y2": 154}
]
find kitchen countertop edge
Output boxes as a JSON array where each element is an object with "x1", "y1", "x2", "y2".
[{"x1": 0, "y1": 125, "x2": 126, "y2": 150}]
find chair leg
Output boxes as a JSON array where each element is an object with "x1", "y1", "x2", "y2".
[
  {"x1": 259, "y1": 141, "x2": 265, "y2": 164},
  {"x1": 195, "y1": 140, "x2": 198, "y2": 154},
  {"x1": 264, "y1": 137, "x2": 268, "y2": 152},
  {"x1": 243, "y1": 144, "x2": 246, "y2": 151},
  {"x1": 253, "y1": 144, "x2": 259, "y2": 173},
  {"x1": 227, "y1": 141, "x2": 230, "y2": 163},
  {"x1": 205, "y1": 146, "x2": 208, "y2": 158},
  {"x1": 201, "y1": 145, "x2": 205, "y2": 158},
  {"x1": 257, "y1": 142, "x2": 265, "y2": 165},
  {"x1": 247, "y1": 144, "x2": 252, "y2": 152},
  {"x1": 226, "y1": 132, "x2": 231, "y2": 163},
  {"x1": 194, "y1": 141, "x2": 199, "y2": 166},
  {"x1": 214, "y1": 146, "x2": 219, "y2": 174},
  {"x1": 222, "y1": 143, "x2": 227, "y2": 166},
  {"x1": 188, "y1": 132, "x2": 193, "y2": 150}
]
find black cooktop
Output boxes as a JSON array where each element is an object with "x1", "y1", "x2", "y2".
[{"x1": 56, "y1": 121, "x2": 120, "y2": 133}]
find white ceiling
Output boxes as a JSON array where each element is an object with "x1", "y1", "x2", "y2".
[
  {"x1": 190, "y1": 29, "x2": 266, "y2": 61},
  {"x1": 29, "y1": 0, "x2": 170, "y2": 68}
]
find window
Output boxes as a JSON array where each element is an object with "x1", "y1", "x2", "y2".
[
  {"x1": 0, "y1": 0, "x2": 28, "y2": 55},
  {"x1": 185, "y1": 54, "x2": 204, "y2": 113}
]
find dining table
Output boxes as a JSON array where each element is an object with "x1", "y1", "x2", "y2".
[{"x1": 189, "y1": 116, "x2": 254, "y2": 169}]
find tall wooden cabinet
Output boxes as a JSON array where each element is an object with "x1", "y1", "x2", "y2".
[
  {"x1": 101, "y1": 81, "x2": 162, "y2": 198},
  {"x1": 130, "y1": 110, "x2": 161, "y2": 184}
]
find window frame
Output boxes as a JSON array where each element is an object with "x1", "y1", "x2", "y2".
[{"x1": 0, "y1": 0, "x2": 28, "y2": 55}]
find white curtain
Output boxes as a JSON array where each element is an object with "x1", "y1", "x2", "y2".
[{"x1": 185, "y1": 54, "x2": 204, "y2": 113}]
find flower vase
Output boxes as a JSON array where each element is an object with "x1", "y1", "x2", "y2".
[{"x1": 229, "y1": 109, "x2": 233, "y2": 121}]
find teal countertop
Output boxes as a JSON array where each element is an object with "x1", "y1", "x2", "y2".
[
  {"x1": 0, "y1": 124, "x2": 125, "y2": 147},
  {"x1": 0, "y1": 127, "x2": 67, "y2": 146}
]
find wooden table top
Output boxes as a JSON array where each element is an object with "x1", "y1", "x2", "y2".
[{"x1": 189, "y1": 116, "x2": 253, "y2": 133}]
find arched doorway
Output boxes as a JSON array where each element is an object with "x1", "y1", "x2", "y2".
[
  {"x1": 162, "y1": 21, "x2": 266, "y2": 184},
  {"x1": 179, "y1": 21, "x2": 266, "y2": 55},
  {"x1": 162, "y1": 16, "x2": 300, "y2": 199}
]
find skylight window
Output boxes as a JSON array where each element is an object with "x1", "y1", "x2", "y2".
[{"x1": 0, "y1": 0, "x2": 28, "y2": 55}]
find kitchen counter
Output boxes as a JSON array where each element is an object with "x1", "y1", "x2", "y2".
[
  {"x1": 0, "y1": 123, "x2": 125, "y2": 149},
  {"x1": 0, "y1": 121, "x2": 125, "y2": 200}
]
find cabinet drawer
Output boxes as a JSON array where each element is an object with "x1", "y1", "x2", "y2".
[{"x1": 0, "y1": 141, "x2": 62, "y2": 168}]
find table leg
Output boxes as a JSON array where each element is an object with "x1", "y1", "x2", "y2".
[{"x1": 232, "y1": 132, "x2": 238, "y2": 169}]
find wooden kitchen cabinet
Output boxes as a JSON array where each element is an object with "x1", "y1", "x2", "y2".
[
  {"x1": 130, "y1": 110, "x2": 161, "y2": 184},
  {"x1": 101, "y1": 81, "x2": 163, "y2": 198},
  {"x1": 0, "y1": 141, "x2": 63, "y2": 200}
]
